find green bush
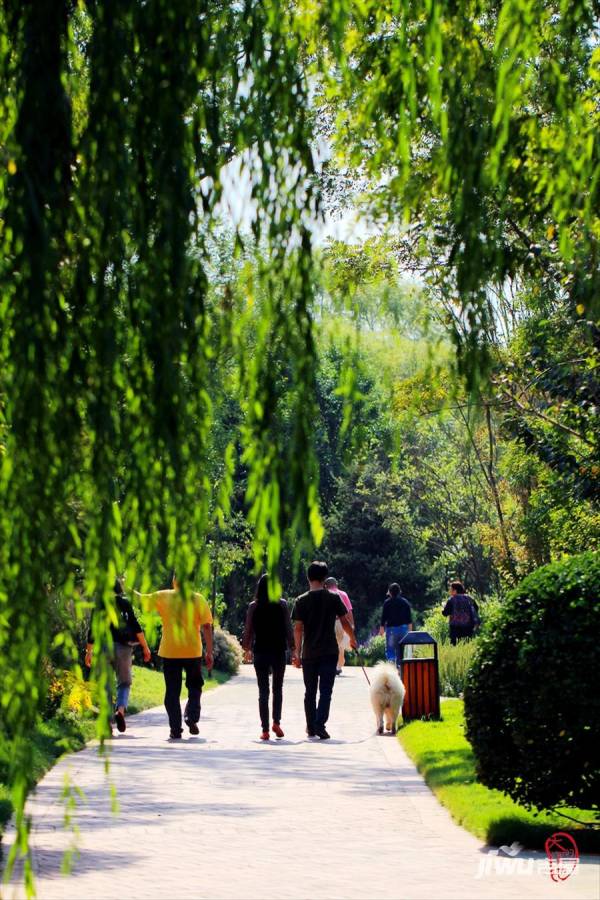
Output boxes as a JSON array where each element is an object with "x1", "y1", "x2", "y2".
[
  {"x1": 464, "y1": 551, "x2": 600, "y2": 814},
  {"x1": 212, "y1": 627, "x2": 243, "y2": 674}
]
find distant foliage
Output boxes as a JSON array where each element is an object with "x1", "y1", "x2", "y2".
[
  {"x1": 315, "y1": 0, "x2": 600, "y2": 366},
  {"x1": 464, "y1": 552, "x2": 600, "y2": 813}
]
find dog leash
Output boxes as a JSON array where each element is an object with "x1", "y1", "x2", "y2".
[{"x1": 355, "y1": 648, "x2": 370, "y2": 685}]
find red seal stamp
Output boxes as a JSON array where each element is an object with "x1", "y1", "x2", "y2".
[{"x1": 545, "y1": 832, "x2": 579, "y2": 882}]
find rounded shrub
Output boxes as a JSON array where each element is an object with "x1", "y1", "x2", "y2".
[
  {"x1": 464, "y1": 551, "x2": 600, "y2": 814},
  {"x1": 212, "y1": 627, "x2": 243, "y2": 674}
]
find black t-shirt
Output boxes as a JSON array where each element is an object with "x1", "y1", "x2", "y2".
[
  {"x1": 87, "y1": 594, "x2": 142, "y2": 646},
  {"x1": 380, "y1": 595, "x2": 412, "y2": 628},
  {"x1": 243, "y1": 599, "x2": 294, "y2": 654},
  {"x1": 292, "y1": 588, "x2": 348, "y2": 660}
]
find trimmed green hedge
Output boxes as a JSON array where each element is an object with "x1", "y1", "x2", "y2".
[{"x1": 464, "y1": 551, "x2": 600, "y2": 815}]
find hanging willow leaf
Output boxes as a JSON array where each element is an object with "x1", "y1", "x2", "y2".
[{"x1": 0, "y1": 0, "x2": 321, "y2": 882}]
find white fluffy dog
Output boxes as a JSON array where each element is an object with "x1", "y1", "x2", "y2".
[{"x1": 370, "y1": 662, "x2": 406, "y2": 735}]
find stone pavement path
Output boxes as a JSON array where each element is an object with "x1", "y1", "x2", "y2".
[{"x1": 4, "y1": 666, "x2": 599, "y2": 899}]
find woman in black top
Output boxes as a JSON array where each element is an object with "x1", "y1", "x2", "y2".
[{"x1": 242, "y1": 574, "x2": 295, "y2": 741}]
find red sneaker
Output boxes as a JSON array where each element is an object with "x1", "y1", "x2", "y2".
[
  {"x1": 272, "y1": 723, "x2": 284, "y2": 738},
  {"x1": 260, "y1": 731, "x2": 270, "y2": 741}
]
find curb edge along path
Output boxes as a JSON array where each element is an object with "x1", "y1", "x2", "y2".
[{"x1": 4, "y1": 666, "x2": 599, "y2": 900}]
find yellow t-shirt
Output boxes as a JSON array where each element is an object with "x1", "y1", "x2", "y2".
[{"x1": 141, "y1": 589, "x2": 213, "y2": 658}]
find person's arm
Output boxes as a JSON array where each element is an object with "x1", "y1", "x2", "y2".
[
  {"x1": 124, "y1": 600, "x2": 151, "y2": 661},
  {"x1": 282, "y1": 602, "x2": 296, "y2": 661},
  {"x1": 242, "y1": 603, "x2": 255, "y2": 661},
  {"x1": 136, "y1": 631, "x2": 152, "y2": 662},
  {"x1": 202, "y1": 624, "x2": 213, "y2": 671},
  {"x1": 442, "y1": 598, "x2": 452, "y2": 617},
  {"x1": 85, "y1": 613, "x2": 94, "y2": 667},
  {"x1": 293, "y1": 621, "x2": 303, "y2": 667},
  {"x1": 379, "y1": 599, "x2": 388, "y2": 635},
  {"x1": 340, "y1": 614, "x2": 358, "y2": 649},
  {"x1": 340, "y1": 591, "x2": 355, "y2": 629},
  {"x1": 133, "y1": 589, "x2": 161, "y2": 613}
]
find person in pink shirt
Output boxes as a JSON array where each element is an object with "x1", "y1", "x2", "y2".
[{"x1": 324, "y1": 576, "x2": 354, "y2": 675}]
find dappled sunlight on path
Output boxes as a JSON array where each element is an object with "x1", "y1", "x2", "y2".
[{"x1": 4, "y1": 667, "x2": 599, "y2": 899}]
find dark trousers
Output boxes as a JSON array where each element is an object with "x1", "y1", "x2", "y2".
[
  {"x1": 449, "y1": 625, "x2": 474, "y2": 646},
  {"x1": 162, "y1": 657, "x2": 204, "y2": 734},
  {"x1": 253, "y1": 650, "x2": 287, "y2": 731},
  {"x1": 302, "y1": 654, "x2": 338, "y2": 731}
]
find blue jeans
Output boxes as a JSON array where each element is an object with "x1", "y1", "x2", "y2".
[
  {"x1": 385, "y1": 625, "x2": 409, "y2": 665},
  {"x1": 113, "y1": 644, "x2": 133, "y2": 710}
]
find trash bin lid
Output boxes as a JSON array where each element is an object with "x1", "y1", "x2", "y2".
[{"x1": 399, "y1": 630, "x2": 436, "y2": 645}]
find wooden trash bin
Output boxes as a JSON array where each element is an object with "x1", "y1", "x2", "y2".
[{"x1": 399, "y1": 631, "x2": 440, "y2": 721}]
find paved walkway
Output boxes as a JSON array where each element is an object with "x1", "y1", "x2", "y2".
[{"x1": 3, "y1": 666, "x2": 599, "y2": 899}]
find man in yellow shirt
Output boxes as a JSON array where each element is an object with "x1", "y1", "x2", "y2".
[{"x1": 136, "y1": 575, "x2": 213, "y2": 740}]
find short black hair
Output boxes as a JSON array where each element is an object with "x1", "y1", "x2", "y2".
[
  {"x1": 307, "y1": 560, "x2": 328, "y2": 582},
  {"x1": 388, "y1": 582, "x2": 401, "y2": 597},
  {"x1": 451, "y1": 580, "x2": 465, "y2": 593}
]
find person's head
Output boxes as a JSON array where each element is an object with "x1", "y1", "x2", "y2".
[
  {"x1": 114, "y1": 577, "x2": 124, "y2": 596},
  {"x1": 388, "y1": 583, "x2": 401, "y2": 598},
  {"x1": 323, "y1": 576, "x2": 337, "y2": 589},
  {"x1": 450, "y1": 580, "x2": 465, "y2": 595},
  {"x1": 307, "y1": 560, "x2": 328, "y2": 585},
  {"x1": 255, "y1": 573, "x2": 269, "y2": 604}
]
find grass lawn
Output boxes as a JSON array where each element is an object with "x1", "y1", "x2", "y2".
[
  {"x1": 0, "y1": 666, "x2": 230, "y2": 837},
  {"x1": 398, "y1": 699, "x2": 599, "y2": 853},
  {"x1": 126, "y1": 665, "x2": 230, "y2": 715}
]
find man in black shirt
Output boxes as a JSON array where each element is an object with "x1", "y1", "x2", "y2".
[
  {"x1": 379, "y1": 583, "x2": 413, "y2": 667},
  {"x1": 86, "y1": 578, "x2": 151, "y2": 733},
  {"x1": 293, "y1": 561, "x2": 358, "y2": 740}
]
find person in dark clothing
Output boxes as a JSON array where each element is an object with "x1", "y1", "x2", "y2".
[
  {"x1": 85, "y1": 578, "x2": 151, "y2": 733},
  {"x1": 292, "y1": 560, "x2": 358, "y2": 740},
  {"x1": 379, "y1": 583, "x2": 413, "y2": 667},
  {"x1": 442, "y1": 581, "x2": 479, "y2": 645},
  {"x1": 242, "y1": 573, "x2": 296, "y2": 741}
]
